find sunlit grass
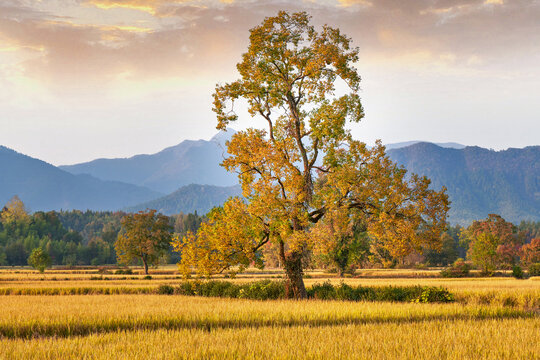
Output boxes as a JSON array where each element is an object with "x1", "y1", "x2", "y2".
[
  {"x1": 0, "y1": 295, "x2": 533, "y2": 339},
  {"x1": 0, "y1": 268, "x2": 537, "y2": 359}
]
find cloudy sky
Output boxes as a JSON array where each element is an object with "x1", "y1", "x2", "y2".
[{"x1": 1, "y1": 0, "x2": 539, "y2": 165}]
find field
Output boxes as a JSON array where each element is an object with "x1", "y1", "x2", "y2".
[{"x1": 0, "y1": 267, "x2": 538, "y2": 359}]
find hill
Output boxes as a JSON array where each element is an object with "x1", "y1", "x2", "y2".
[
  {"x1": 387, "y1": 143, "x2": 540, "y2": 224},
  {"x1": 125, "y1": 184, "x2": 242, "y2": 215},
  {"x1": 0, "y1": 146, "x2": 162, "y2": 211},
  {"x1": 60, "y1": 129, "x2": 238, "y2": 194}
]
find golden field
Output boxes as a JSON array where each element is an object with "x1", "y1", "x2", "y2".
[{"x1": 0, "y1": 268, "x2": 538, "y2": 359}]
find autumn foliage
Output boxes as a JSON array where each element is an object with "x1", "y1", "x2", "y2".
[{"x1": 175, "y1": 11, "x2": 449, "y2": 298}]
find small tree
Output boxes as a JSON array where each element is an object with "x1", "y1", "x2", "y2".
[
  {"x1": 115, "y1": 210, "x2": 173, "y2": 274},
  {"x1": 28, "y1": 247, "x2": 51, "y2": 273},
  {"x1": 462, "y1": 214, "x2": 524, "y2": 273},
  {"x1": 1, "y1": 195, "x2": 30, "y2": 224}
]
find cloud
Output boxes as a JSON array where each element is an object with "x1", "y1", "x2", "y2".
[{"x1": 0, "y1": 0, "x2": 538, "y2": 93}]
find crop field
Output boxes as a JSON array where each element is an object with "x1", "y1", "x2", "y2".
[{"x1": 0, "y1": 268, "x2": 538, "y2": 359}]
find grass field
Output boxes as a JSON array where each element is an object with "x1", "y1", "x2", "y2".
[{"x1": 0, "y1": 267, "x2": 538, "y2": 359}]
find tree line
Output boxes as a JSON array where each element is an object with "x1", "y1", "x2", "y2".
[{"x1": 0, "y1": 196, "x2": 203, "y2": 267}]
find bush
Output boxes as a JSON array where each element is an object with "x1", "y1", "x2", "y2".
[
  {"x1": 414, "y1": 287, "x2": 454, "y2": 303},
  {"x1": 168, "y1": 280, "x2": 455, "y2": 303},
  {"x1": 237, "y1": 280, "x2": 284, "y2": 300},
  {"x1": 512, "y1": 265, "x2": 525, "y2": 279},
  {"x1": 528, "y1": 263, "x2": 540, "y2": 277},
  {"x1": 440, "y1": 258, "x2": 471, "y2": 278},
  {"x1": 156, "y1": 284, "x2": 175, "y2": 295},
  {"x1": 143, "y1": 275, "x2": 152, "y2": 280},
  {"x1": 115, "y1": 268, "x2": 133, "y2": 275},
  {"x1": 307, "y1": 281, "x2": 453, "y2": 303}
]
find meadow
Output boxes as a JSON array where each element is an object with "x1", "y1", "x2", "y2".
[{"x1": 0, "y1": 267, "x2": 538, "y2": 359}]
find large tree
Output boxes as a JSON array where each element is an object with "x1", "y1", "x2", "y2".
[
  {"x1": 176, "y1": 11, "x2": 449, "y2": 298},
  {"x1": 115, "y1": 210, "x2": 173, "y2": 274}
]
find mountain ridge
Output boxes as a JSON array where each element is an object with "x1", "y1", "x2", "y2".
[
  {"x1": 0, "y1": 145, "x2": 162, "y2": 212},
  {"x1": 59, "y1": 129, "x2": 237, "y2": 193}
]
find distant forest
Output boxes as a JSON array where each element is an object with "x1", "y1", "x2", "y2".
[
  {"x1": 1, "y1": 197, "x2": 539, "y2": 269},
  {"x1": 0, "y1": 199, "x2": 203, "y2": 267}
]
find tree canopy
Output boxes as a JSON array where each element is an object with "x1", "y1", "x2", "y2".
[
  {"x1": 175, "y1": 11, "x2": 449, "y2": 298},
  {"x1": 115, "y1": 209, "x2": 173, "y2": 274}
]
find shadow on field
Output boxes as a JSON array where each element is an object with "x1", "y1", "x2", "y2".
[{"x1": 1, "y1": 310, "x2": 535, "y2": 339}]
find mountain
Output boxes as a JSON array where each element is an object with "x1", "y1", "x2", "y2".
[
  {"x1": 125, "y1": 184, "x2": 242, "y2": 215},
  {"x1": 387, "y1": 143, "x2": 540, "y2": 225},
  {"x1": 0, "y1": 146, "x2": 162, "y2": 211},
  {"x1": 385, "y1": 141, "x2": 466, "y2": 150},
  {"x1": 60, "y1": 129, "x2": 238, "y2": 194}
]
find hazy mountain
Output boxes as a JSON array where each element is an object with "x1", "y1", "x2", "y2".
[
  {"x1": 60, "y1": 129, "x2": 238, "y2": 194},
  {"x1": 385, "y1": 141, "x2": 466, "y2": 150},
  {"x1": 387, "y1": 143, "x2": 540, "y2": 225},
  {"x1": 125, "y1": 184, "x2": 242, "y2": 215},
  {"x1": 0, "y1": 146, "x2": 162, "y2": 211}
]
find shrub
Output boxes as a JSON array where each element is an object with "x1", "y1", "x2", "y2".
[
  {"x1": 143, "y1": 275, "x2": 152, "y2": 280},
  {"x1": 169, "y1": 280, "x2": 455, "y2": 303},
  {"x1": 115, "y1": 268, "x2": 133, "y2": 275},
  {"x1": 440, "y1": 258, "x2": 471, "y2": 278},
  {"x1": 156, "y1": 284, "x2": 174, "y2": 295},
  {"x1": 308, "y1": 281, "x2": 336, "y2": 300},
  {"x1": 414, "y1": 287, "x2": 454, "y2": 303},
  {"x1": 528, "y1": 263, "x2": 540, "y2": 277},
  {"x1": 512, "y1": 265, "x2": 525, "y2": 279},
  {"x1": 237, "y1": 280, "x2": 284, "y2": 300}
]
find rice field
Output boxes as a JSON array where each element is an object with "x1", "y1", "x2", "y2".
[{"x1": 0, "y1": 268, "x2": 538, "y2": 359}]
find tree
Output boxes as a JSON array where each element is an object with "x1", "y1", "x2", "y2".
[
  {"x1": 28, "y1": 247, "x2": 51, "y2": 273},
  {"x1": 1, "y1": 195, "x2": 30, "y2": 224},
  {"x1": 176, "y1": 11, "x2": 449, "y2": 298},
  {"x1": 462, "y1": 214, "x2": 524, "y2": 272},
  {"x1": 520, "y1": 238, "x2": 540, "y2": 266},
  {"x1": 115, "y1": 210, "x2": 173, "y2": 274},
  {"x1": 311, "y1": 209, "x2": 370, "y2": 276}
]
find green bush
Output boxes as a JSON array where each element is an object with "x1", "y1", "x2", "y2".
[
  {"x1": 528, "y1": 263, "x2": 540, "y2": 277},
  {"x1": 440, "y1": 258, "x2": 471, "y2": 278},
  {"x1": 156, "y1": 284, "x2": 175, "y2": 295},
  {"x1": 414, "y1": 287, "x2": 454, "y2": 303},
  {"x1": 169, "y1": 280, "x2": 455, "y2": 303},
  {"x1": 143, "y1": 275, "x2": 152, "y2": 280},
  {"x1": 307, "y1": 281, "x2": 453, "y2": 303},
  {"x1": 512, "y1": 265, "x2": 525, "y2": 279}
]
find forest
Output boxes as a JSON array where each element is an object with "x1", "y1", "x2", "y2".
[{"x1": 1, "y1": 195, "x2": 538, "y2": 274}]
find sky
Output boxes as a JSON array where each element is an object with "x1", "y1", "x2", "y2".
[{"x1": 1, "y1": 0, "x2": 539, "y2": 165}]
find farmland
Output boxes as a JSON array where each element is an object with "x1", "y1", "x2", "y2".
[{"x1": 0, "y1": 267, "x2": 538, "y2": 359}]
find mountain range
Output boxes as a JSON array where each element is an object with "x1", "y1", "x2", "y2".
[
  {"x1": 387, "y1": 143, "x2": 540, "y2": 224},
  {"x1": 0, "y1": 146, "x2": 161, "y2": 212},
  {"x1": 1, "y1": 132, "x2": 539, "y2": 224},
  {"x1": 59, "y1": 130, "x2": 237, "y2": 194}
]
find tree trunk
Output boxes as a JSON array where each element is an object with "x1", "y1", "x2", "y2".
[
  {"x1": 142, "y1": 256, "x2": 149, "y2": 275},
  {"x1": 280, "y1": 241, "x2": 307, "y2": 299}
]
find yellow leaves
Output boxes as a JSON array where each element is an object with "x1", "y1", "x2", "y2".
[
  {"x1": 0, "y1": 196, "x2": 29, "y2": 224},
  {"x1": 190, "y1": 11, "x2": 449, "y2": 280},
  {"x1": 173, "y1": 198, "x2": 268, "y2": 278}
]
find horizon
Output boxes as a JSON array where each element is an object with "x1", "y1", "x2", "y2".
[
  {"x1": 1, "y1": 0, "x2": 539, "y2": 165},
  {"x1": 3, "y1": 129, "x2": 538, "y2": 168}
]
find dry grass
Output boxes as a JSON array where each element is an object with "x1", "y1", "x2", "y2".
[
  {"x1": 0, "y1": 268, "x2": 538, "y2": 359},
  {"x1": 0, "y1": 296, "x2": 537, "y2": 359}
]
